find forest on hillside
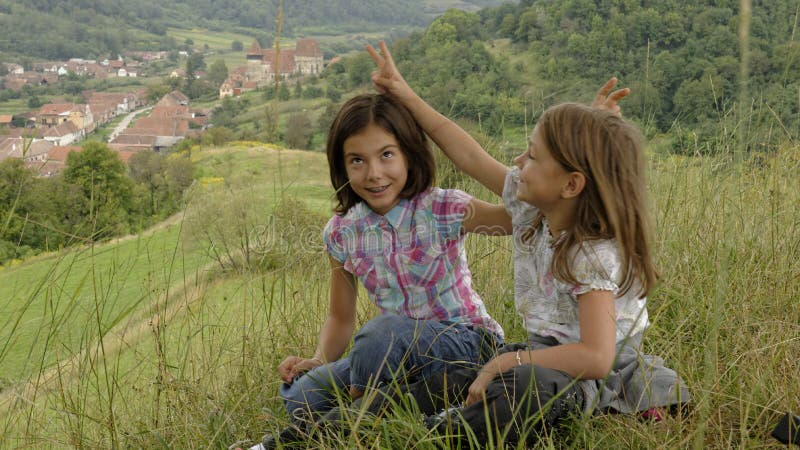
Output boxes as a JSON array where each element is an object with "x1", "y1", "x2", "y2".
[
  {"x1": 494, "y1": 0, "x2": 800, "y2": 149},
  {"x1": 0, "y1": 0, "x2": 503, "y2": 60},
  {"x1": 375, "y1": 0, "x2": 800, "y2": 153}
]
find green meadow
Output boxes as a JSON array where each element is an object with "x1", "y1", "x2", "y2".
[
  {"x1": 167, "y1": 27, "x2": 253, "y2": 69},
  {"x1": 1, "y1": 133, "x2": 799, "y2": 449}
]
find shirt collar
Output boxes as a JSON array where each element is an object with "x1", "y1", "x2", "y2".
[
  {"x1": 355, "y1": 198, "x2": 413, "y2": 231},
  {"x1": 383, "y1": 198, "x2": 412, "y2": 230}
]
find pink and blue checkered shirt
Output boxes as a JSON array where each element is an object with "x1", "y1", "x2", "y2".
[{"x1": 323, "y1": 188, "x2": 503, "y2": 337}]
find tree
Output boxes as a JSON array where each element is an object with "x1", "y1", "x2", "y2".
[
  {"x1": 128, "y1": 151, "x2": 193, "y2": 216},
  {"x1": 278, "y1": 83, "x2": 290, "y2": 101},
  {"x1": 345, "y1": 53, "x2": 374, "y2": 89},
  {"x1": 27, "y1": 96, "x2": 43, "y2": 108},
  {"x1": 147, "y1": 84, "x2": 171, "y2": 103},
  {"x1": 231, "y1": 40, "x2": 243, "y2": 51},
  {"x1": 184, "y1": 52, "x2": 206, "y2": 96},
  {"x1": 326, "y1": 85, "x2": 341, "y2": 102},
  {"x1": 204, "y1": 126, "x2": 233, "y2": 146},
  {"x1": 302, "y1": 85, "x2": 324, "y2": 99},
  {"x1": 293, "y1": 80, "x2": 303, "y2": 98},
  {"x1": 285, "y1": 112, "x2": 313, "y2": 149},
  {"x1": 207, "y1": 59, "x2": 229, "y2": 87},
  {"x1": 317, "y1": 101, "x2": 340, "y2": 135},
  {"x1": 63, "y1": 142, "x2": 136, "y2": 239}
]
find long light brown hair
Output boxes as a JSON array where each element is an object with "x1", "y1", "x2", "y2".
[{"x1": 528, "y1": 102, "x2": 657, "y2": 298}]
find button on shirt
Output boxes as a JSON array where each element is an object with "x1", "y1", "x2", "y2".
[{"x1": 323, "y1": 188, "x2": 503, "y2": 337}]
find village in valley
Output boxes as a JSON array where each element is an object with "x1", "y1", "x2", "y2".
[{"x1": 0, "y1": 38, "x2": 325, "y2": 178}]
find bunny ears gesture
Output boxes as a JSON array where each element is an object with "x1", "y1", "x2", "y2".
[{"x1": 366, "y1": 40, "x2": 630, "y2": 117}]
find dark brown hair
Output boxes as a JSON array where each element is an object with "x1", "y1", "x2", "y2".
[
  {"x1": 326, "y1": 94, "x2": 435, "y2": 214},
  {"x1": 527, "y1": 103, "x2": 657, "y2": 298}
]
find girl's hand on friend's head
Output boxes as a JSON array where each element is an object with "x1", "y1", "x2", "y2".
[
  {"x1": 366, "y1": 41, "x2": 413, "y2": 101},
  {"x1": 592, "y1": 77, "x2": 630, "y2": 117},
  {"x1": 277, "y1": 355, "x2": 323, "y2": 383}
]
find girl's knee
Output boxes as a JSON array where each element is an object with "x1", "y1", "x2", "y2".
[
  {"x1": 279, "y1": 380, "x2": 309, "y2": 417},
  {"x1": 350, "y1": 316, "x2": 415, "y2": 387},
  {"x1": 355, "y1": 316, "x2": 409, "y2": 341},
  {"x1": 279, "y1": 360, "x2": 351, "y2": 417},
  {"x1": 352, "y1": 316, "x2": 410, "y2": 359}
]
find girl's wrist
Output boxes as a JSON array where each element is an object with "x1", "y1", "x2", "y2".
[{"x1": 310, "y1": 356, "x2": 323, "y2": 365}]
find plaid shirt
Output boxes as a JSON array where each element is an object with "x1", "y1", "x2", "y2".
[{"x1": 323, "y1": 188, "x2": 503, "y2": 336}]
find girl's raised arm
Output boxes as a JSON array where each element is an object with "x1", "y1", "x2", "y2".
[
  {"x1": 366, "y1": 42, "x2": 630, "y2": 198},
  {"x1": 367, "y1": 41, "x2": 508, "y2": 197}
]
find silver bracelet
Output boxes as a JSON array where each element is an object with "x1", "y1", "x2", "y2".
[{"x1": 311, "y1": 356, "x2": 323, "y2": 365}]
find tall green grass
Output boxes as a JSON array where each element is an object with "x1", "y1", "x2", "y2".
[{"x1": 1, "y1": 134, "x2": 798, "y2": 448}]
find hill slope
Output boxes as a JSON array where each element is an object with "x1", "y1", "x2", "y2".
[{"x1": 0, "y1": 0, "x2": 505, "y2": 60}]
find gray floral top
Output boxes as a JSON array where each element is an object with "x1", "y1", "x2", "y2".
[
  {"x1": 502, "y1": 167, "x2": 649, "y2": 345},
  {"x1": 503, "y1": 167, "x2": 689, "y2": 413}
]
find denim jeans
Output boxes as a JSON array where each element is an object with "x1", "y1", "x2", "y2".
[{"x1": 280, "y1": 315, "x2": 502, "y2": 418}]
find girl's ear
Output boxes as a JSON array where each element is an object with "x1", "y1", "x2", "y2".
[{"x1": 561, "y1": 171, "x2": 586, "y2": 199}]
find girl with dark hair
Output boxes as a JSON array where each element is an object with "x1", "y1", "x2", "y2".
[{"x1": 271, "y1": 92, "x2": 511, "y2": 433}]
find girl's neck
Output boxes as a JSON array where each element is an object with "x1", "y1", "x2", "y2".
[{"x1": 542, "y1": 201, "x2": 577, "y2": 238}]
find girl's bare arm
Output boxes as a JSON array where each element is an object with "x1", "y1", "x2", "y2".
[
  {"x1": 367, "y1": 41, "x2": 508, "y2": 197},
  {"x1": 465, "y1": 289, "x2": 617, "y2": 405},
  {"x1": 277, "y1": 255, "x2": 357, "y2": 382}
]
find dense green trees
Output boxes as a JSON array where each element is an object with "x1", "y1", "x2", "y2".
[
  {"x1": 0, "y1": 1, "x2": 177, "y2": 59},
  {"x1": 477, "y1": 0, "x2": 800, "y2": 150},
  {"x1": 128, "y1": 151, "x2": 193, "y2": 217},
  {"x1": 0, "y1": 143, "x2": 194, "y2": 265},
  {"x1": 384, "y1": 10, "x2": 520, "y2": 135}
]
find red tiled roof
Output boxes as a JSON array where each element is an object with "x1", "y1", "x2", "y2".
[
  {"x1": 295, "y1": 39, "x2": 322, "y2": 57},
  {"x1": 247, "y1": 39, "x2": 263, "y2": 56},
  {"x1": 262, "y1": 49, "x2": 295, "y2": 74},
  {"x1": 85, "y1": 92, "x2": 130, "y2": 104},
  {"x1": 43, "y1": 121, "x2": 80, "y2": 138},
  {"x1": 48, "y1": 145, "x2": 82, "y2": 162},
  {"x1": 0, "y1": 115, "x2": 12, "y2": 124},
  {"x1": 89, "y1": 102, "x2": 116, "y2": 116},
  {"x1": 39, "y1": 103, "x2": 74, "y2": 116},
  {"x1": 156, "y1": 90, "x2": 189, "y2": 107},
  {"x1": 0, "y1": 138, "x2": 52, "y2": 160},
  {"x1": 149, "y1": 105, "x2": 189, "y2": 118},
  {"x1": 127, "y1": 118, "x2": 189, "y2": 137},
  {"x1": 110, "y1": 134, "x2": 156, "y2": 146}
]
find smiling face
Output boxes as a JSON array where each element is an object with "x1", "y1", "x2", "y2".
[
  {"x1": 343, "y1": 123, "x2": 409, "y2": 215},
  {"x1": 513, "y1": 124, "x2": 571, "y2": 211}
]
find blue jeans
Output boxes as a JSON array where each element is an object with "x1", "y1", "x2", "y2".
[{"x1": 280, "y1": 315, "x2": 502, "y2": 418}]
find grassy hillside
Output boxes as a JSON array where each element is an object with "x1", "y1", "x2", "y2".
[{"x1": 1, "y1": 129, "x2": 798, "y2": 447}]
